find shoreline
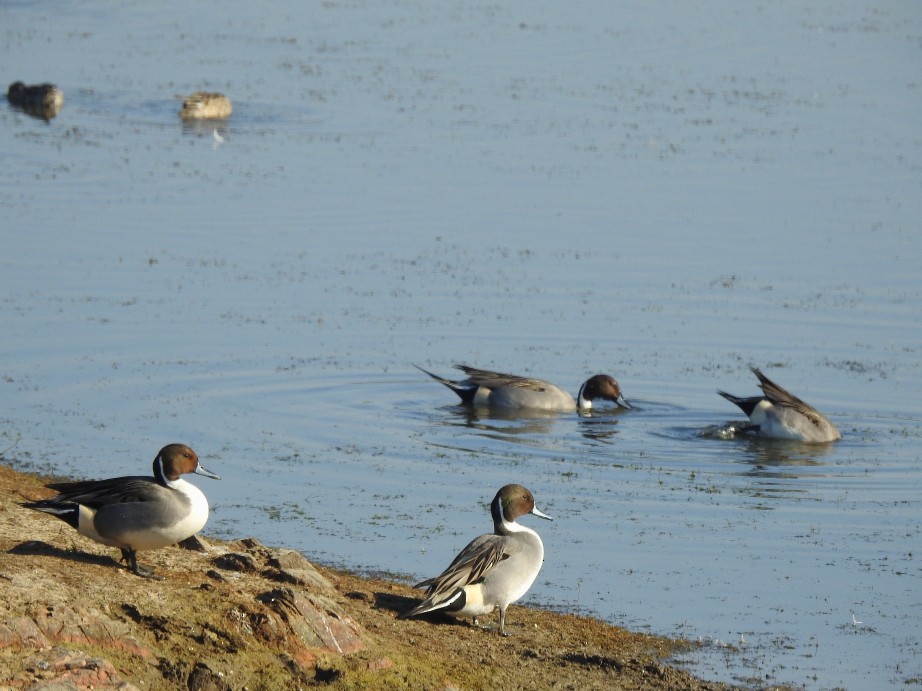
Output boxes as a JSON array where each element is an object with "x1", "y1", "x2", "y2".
[{"x1": 0, "y1": 460, "x2": 748, "y2": 690}]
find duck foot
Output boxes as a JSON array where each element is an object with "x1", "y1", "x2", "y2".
[{"x1": 120, "y1": 549, "x2": 163, "y2": 580}]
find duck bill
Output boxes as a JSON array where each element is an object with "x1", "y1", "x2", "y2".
[
  {"x1": 531, "y1": 507, "x2": 553, "y2": 521},
  {"x1": 616, "y1": 395, "x2": 632, "y2": 410},
  {"x1": 194, "y1": 465, "x2": 222, "y2": 480}
]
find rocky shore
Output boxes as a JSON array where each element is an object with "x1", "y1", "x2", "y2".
[{"x1": 0, "y1": 461, "x2": 741, "y2": 690}]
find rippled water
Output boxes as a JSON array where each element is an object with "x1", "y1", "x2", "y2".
[{"x1": 3, "y1": 1, "x2": 921, "y2": 689}]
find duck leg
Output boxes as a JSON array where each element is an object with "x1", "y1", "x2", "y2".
[
  {"x1": 120, "y1": 548, "x2": 163, "y2": 580},
  {"x1": 498, "y1": 606, "x2": 510, "y2": 636}
]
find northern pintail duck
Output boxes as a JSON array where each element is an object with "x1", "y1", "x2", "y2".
[
  {"x1": 179, "y1": 91, "x2": 232, "y2": 120},
  {"x1": 718, "y1": 367, "x2": 841, "y2": 442},
  {"x1": 7, "y1": 81, "x2": 64, "y2": 119},
  {"x1": 399, "y1": 484, "x2": 552, "y2": 636},
  {"x1": 23, "y1": 444, "x2": 220, "y2": 578},
  {"x1": 416, "y1": 364, "x2": 631, "y2": 412}
]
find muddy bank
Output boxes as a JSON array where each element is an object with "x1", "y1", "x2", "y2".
[{"x1": 0, "y1": 462, "x2": 748, "y2": 690}]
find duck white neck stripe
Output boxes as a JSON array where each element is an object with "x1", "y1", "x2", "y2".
[
  {"x1": 154, "y1": 455, "x2": 183, "y2": 488},
  {"x1": 153, "y1": 455, "x2": 168, "y2": 484}
]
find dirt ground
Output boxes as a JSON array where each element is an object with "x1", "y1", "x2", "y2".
[{"x1": 0, "y1": 461, "x2": 755, "y2": 690}]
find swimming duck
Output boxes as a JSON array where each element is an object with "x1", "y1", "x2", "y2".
[
  {"x1": 416, "y1": 364, "x2": 631, "y2": 412},
  {"x1": 179, "y1": 91, "x2": 232, "y2": 119},
  {"x1": 7, "y1": 81, "x2": 64, "y2": 119}
]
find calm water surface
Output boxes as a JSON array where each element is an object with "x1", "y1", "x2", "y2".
[{"x1": 2, "y1": 2, "x2": 921, "y2": 689}]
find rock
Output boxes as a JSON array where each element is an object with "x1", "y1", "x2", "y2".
[
  {"x1": 213, "y1": 543, "x2": 336, "y2": 594},
  {"x1": 366, "y1": 656, "x2": 395, "y2": 671},
  {"x1": 226, "y1": 537, "x2": 262, "y2": 550},
  {"x1": 31, "y1": 605, "x2": 150, "y2": 658},
  {"x1": 212, "y1": 552, "x2": 259, "y2": 573},
  {"x1": 20, "y1": 646, "x2": 139, "y2": 690},
  {"x1": 265, "y1": 566, "x2": 335, "y2": 593},
  {"x1": 264, "y1": 550, "x2": 335, "y2": 592},
  {"x1": 256, "y1": 587, "x2": 365, "y2": 666},
  {"x1": 0, "y1": 616, "x2": 50, "y2": 649},
  {"x1": 205, "y1": 569, "x2": 228, "y2": 582},
  {"x1": 266, "y1": 549, "x2": 313, "y2": 571},
  {"x1": 186, "y1": 661, "x2": 231, "y2": 691},
  {"x1": 177, "y1": 535, "x2": 211, "y2": 552}
]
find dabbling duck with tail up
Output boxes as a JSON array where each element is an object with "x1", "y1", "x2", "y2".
[{"x1": 718, "y1": 367, "x2": 840, "y2": 443}]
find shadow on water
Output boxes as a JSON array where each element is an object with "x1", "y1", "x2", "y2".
[
  {"x1": 421, "y1": 401, "x2": 633, "y2": 449},
  {"x1": 697, "y1": 421, "x2": 837, "y2": 467},
  {"x1": 181, "y1": 119, "x2": 231, "y2": 138},
  {"x1": 697, "y1": 422, "x2": 842, "y2": 500},
  {"x1": 735, "y1": 437, "x2": 836, "y2": 468},
  {"x1": 732, "y1": 439, "x2": 839, "y2": 500},
  {"x1": 576, "y1": 406, "x2": 631, "y2": 444},
  {"x1": 423, "y1": 404, "x2": 573, "y2": 449}
]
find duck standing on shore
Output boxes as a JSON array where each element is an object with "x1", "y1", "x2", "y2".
[
  {"x1": 400, "y1": 484, "x2": 552, "y2": 636},
  {"x1": 23, "y1": 444, "x2": 220, "y2": 578}
]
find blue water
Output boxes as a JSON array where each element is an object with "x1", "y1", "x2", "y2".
[{"x1": 2, "y1": 1, "x2": 921, "y2": 688}]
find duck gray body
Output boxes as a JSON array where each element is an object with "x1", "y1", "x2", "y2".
[
  {"x1": 718, "y1": 367, "x2": 841, "y2": 443},
  {"x1": 23, "y1": 443, "x2": 220, "y2": 578},
  {"x1": 416, "y1": 364, "x2": 631, "y2": 412},
  {"x1": 400, "y1": 484, "x2": 552, "y2": 635}
]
